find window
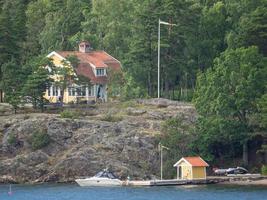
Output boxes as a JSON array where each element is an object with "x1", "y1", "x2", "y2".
[
  {"x1": 52, "y1": 86, "x2": 59, "y2": 96},
  {"x1": 48, "y1": 87, "x2": 51, "y2": 96},
  {"x1": 68, "y1": 87, "x2": 76, "y2": 96},
  {"x1": 88, "y1": 87, "x2": 92, "y2": 96},
  {"x1": 91, "y1": 86, "x2": 95, "y2": 96},
  {"x1": 96, "y1": 69, "x2": 105, "y2": 76},
  {"x1": 76, "y1": 86, "x2": 86, "y2": 96}
]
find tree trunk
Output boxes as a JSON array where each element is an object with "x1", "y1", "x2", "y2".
[
  {"x1": 165, "y1": 81, "x2": 169, "y2": 99},
  {"x1": 172, "y1": 86, "x2": 175, "y2": 100},
  {"x1": 40, "y1": 96, "x2": 44, "y2": 113},
  {"x1": 147, "y1": 71, "x2": 152, "y2": 96},
  {"x1": 0, "y1": 90, "x2": 3, "y2": 102},
  {"x1": 243, "y1": 141, "x2": 249, "y2": 166}
]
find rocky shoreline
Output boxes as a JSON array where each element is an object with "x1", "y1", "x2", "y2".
[
  {"x1": 0, "y1": 99, "x2": 196, "y2": 184},
  {"x1": 216, "y1": 176, "x2": 267, "y2": 186}
]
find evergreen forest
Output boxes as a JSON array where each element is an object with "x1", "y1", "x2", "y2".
[{"x1": 0, "y1": 0, "x2": 266, "y2": 170}]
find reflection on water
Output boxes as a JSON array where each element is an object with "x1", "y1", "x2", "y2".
[{"x1": 0, "y1": 183, "x2": 266, "y2": 200}]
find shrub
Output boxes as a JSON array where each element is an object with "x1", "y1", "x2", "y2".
[
  {"x1": 23, "y1": 115, "x2": 30, "y2": 120},
  {"x1": 101, "y1": 113, "x2": 123, "y2": 122},
  {"x1": 7, "y1": 134, "x2": 17, "y2": 146},
  {"x1": 60, "y1": 110, "x2": 80, "y2": 119},
  {"x1": 29, "y1": 131, "x2": 50, "y2": 150},
  {"x1": 261, "y1": 165, "x2": 267, "y2": 175}
]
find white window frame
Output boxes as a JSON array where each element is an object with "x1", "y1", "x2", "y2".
[{"x1": 96, "y1": 68, "x2": 106, "y2": 76}]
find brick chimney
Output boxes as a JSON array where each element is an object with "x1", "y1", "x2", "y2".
[{"x1": 79, "y1": 41, "x2": 91, "y2": 53}]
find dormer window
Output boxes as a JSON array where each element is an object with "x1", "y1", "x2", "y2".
[{"x1": 96, "y1": 68, "x2": 105, "y2": 76}]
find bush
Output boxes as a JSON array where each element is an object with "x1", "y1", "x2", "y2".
[
  {"x1": 60, "y1": 110, "x2": 80, "y2": 119},
  {"x1": 261, "y1": 165, "x2": 267, "y2": 175},
  {"x1": 101, "y1": 113, "x2": 123, "y2": 122},
  {"x1": 29, "y1": 131, "x2": 50, "y2": 150},
  {"x1": 7, "y1": 134, "x2": 17, "y2": 146}
]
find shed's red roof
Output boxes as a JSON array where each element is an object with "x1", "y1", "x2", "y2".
[{"x1": 184, "y1": 157, "x2": 209, "y2": 167}]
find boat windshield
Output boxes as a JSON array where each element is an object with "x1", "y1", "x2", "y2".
[{"x1": 94, "y1": 170, "x2": 117, "y2": 179}]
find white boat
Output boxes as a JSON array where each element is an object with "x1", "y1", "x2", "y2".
[{"x1": 75, "y1": 169, "x2": 123, "y2": 187}]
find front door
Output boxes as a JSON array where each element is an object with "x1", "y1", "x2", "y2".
[{"x1": 178, "y1": 166, "x2": 182, "y2": 179}]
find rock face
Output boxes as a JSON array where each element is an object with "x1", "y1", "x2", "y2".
[{"x1": 0, "y1": 99, "x2": 196, "y2": 183}]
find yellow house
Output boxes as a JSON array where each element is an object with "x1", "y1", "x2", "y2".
[
  {"x1": 173, "y1": 156, "x2": 209, "y2": 180},
  {"x1": 44, "y1": 41, "x2": 122, "y2": 103}
]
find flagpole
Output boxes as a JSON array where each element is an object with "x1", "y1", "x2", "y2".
[
  {"x1": 159, "y1": 142, "x2": 170, "y2": 180},
  {"x1": 157, "y1": 19, "x2": 177, "y2": 99},
  {"x1": 158, "y1": 19, "x2": 161, "y2": 99}
]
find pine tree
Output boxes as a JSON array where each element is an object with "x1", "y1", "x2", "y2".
[
  {"x1": 1, "y1": 60, "x2": 24, "y2": 113},
  {"x1": 22, "y1": 57, "x2": 53, "y2": 111}
]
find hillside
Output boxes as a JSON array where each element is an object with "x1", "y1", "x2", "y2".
[{"x1": 0, "y1": 99, "x2": 195, "y2": 183}]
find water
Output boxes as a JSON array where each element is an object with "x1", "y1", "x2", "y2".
[{"x1": 0, "y1": 184, "x2": 266, "y2": 200}]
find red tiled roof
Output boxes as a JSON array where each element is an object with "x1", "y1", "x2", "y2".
[
  {"x1": 57, "y1": 51, "x2": 120, "y2": 68},
  {"x1": 75, "y1": 63, "x2": 107, "y2": 84},
  {"x1": 54, "y1": 50, "x2": 121, "y2": 84},
  {"x1": 184, "y1": 157, "x2": 209, "y2": 167}
]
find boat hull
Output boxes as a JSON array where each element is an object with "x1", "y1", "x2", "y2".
[{"x1": 75, "y1": 178, "x2": 122, "y2": 187}]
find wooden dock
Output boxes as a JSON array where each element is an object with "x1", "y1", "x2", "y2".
[
  {"x1": 125, "y1": 175, "x2": 265, "y2": 186},
  {"x1": 126, "y1": 178, "x2": 223, "y2": 186}
]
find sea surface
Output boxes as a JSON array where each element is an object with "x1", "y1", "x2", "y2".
[{"x1": 0, "y1": 183, "x2": 266, "y2": 200}]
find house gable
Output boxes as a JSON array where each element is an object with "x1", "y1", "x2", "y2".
[
  {"x1": 173, "y1": 158, "x2": 192, "y2": 167},
  {"x1": 173, "y1": 157, "x2": 209, "y2": 167}
]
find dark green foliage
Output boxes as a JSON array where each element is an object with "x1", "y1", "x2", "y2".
[
  {"x1": 121, "y1": 74, "x2": 146, "y2": 100},
  {"x1": 193, "y1": 47, "x2": 267, "y2": 162},
  {"x1": 60, "y1": 110, "x2": 80, "y2": 119},
  {"x1": 53, "y1": 57, "x2": 77, "y2": 104},
  {"x1": 227, "y1": 2, "x2": 267, "y2": 56},
  {"x1": 107, "y1": 68, "x2": 124, "y2": 98},
  {"x1": 29, "y1": 131, "x2": 50, "y2": 150},
  {"x1": 261, "y1": 165, "x2": 267, "y2": 175},
  {"x1": 22, "y1": 57, "x2": 54, "y2": 110},
  {"x1": 0, "y1": 60, "x2": 24, "y2": 113},
  {"x1": 7, "y1": 134, "x2": 17, "y2": 146},
  {"x1": 0, "y1": 0, "x2": 266, "y2": 167},
  {"x1": 193, "y1": 1, "x2": 228, "y2": 71},
  {"x1": 39, "y1": 0, "x2": 90, "y2": 53},
  {"x1": 257, "y1": 93, "x2": 267, "y2": 129},
  {"x1": 159, "y1": 115, "x2": 196, "y2": 178}
]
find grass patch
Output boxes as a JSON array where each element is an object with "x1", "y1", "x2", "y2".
[
  {"x1": 261, "y1": 165, "x2": 267, "y2": 175},
  {"x1": 60, "y1": 110, "x2": 80, "y2": 119},
  {"x1": 101, "y1": 112, "x2": 123, "y2": 122},
  {"x1": 28, "y1": 131, "x2": 50, "y2": 150},
  {"x1": 120, "y1": 100, "x2": 139, "y2": 109}
]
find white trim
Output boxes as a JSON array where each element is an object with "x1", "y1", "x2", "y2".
[
  {"x1": 95, "y1": 68, "x2": 106, "y2": 76},
  {"x1": 102, "y1": 51, "x2": 121, "y2": 64},
  {"x1": 89, "y1": 62, "x2": 97, "y2": 69},
  {"x1": 47, "y1": 51, "x2": 73, "y2": 67},
  {"x1": 173, "y1": 158, "x2": 192, "y2": 167},
  {"x1": 198, "y1": 156, "x2": 209, "y2": 167},
  {"x1": 47, "y1": 51, "x2": 66, "y2": 61}
]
